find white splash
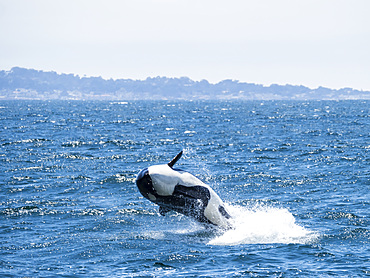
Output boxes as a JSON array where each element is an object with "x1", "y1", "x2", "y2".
[{"x1": 208, "y1": 204, "x2": 317, "y2": 245}]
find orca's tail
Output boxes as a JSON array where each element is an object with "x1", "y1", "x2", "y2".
[{"x1": 168, "y1": 150, "x2": 183, "y2": 168}]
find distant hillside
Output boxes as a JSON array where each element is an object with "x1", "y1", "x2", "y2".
[{"x1": 0, "y1": 67, "x2": 369, "y2": 100}]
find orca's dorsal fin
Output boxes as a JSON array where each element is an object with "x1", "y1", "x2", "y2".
[{"x1": 168, "y1": 150, "x2": 183, "y2": 168}]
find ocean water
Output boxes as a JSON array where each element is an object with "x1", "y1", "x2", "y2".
[{"x1": 0, "y1": 100, "x2": 369, "y2": 277}]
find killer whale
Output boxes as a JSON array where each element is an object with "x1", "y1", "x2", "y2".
[{"x1": 136, "y1": 151, "x2": 232, "y2": 229}]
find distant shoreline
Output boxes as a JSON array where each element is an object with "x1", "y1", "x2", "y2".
[{"x1": 1, "y1": 67, "x2": 369, "y2": 100}]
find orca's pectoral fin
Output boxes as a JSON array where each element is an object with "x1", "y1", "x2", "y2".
[
  {"x1": 168, "y1": 150, "x2": 183, "y2": 168},
  {"x1": 159, "y1": 206, "x2": 172, "y2": 216}
]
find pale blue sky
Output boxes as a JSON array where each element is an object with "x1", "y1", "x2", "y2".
[{"x1": 1, "y1": 0, "x2": 369, "y2": 90}]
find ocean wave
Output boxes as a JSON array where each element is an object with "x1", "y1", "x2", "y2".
[
  {"x1": 1, "y1": 138, "x2": 49, "y2": 147},
  {"x1": 117, "y1": 208, "x2": 157, "y2": 216}
]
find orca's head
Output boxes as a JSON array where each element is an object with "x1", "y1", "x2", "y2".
[
  {"x1": 136, "y1": 151, "x2": 183, "y2": 201},
  {"x1": 136, "y1": 168, "x2": 157, "y2": 201}
]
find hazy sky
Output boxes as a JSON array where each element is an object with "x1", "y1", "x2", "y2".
[{"x1": 1, "y1": 0, "x2": 369, "y2": 90}]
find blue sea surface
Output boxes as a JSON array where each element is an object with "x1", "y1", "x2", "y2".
[{"x1": 0, "y1": 100, "x2": 369, "y2": 277}]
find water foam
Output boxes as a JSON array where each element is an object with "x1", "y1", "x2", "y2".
[{"x1": 208, "y1": 204, "x2": 317, "y2": 245}]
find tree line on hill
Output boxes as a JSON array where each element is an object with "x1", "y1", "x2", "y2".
[{"x1": 0, "y1": 67, "x2": 368, "y2": 100}]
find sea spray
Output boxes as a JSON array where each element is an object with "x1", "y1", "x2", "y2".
[{"x1": 208, "y1": 204, "x2": 317, "y2": 245}]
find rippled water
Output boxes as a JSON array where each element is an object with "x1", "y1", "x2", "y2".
[{"x1": 1, "y1": 100, "x2": 369, "y2": 277}]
